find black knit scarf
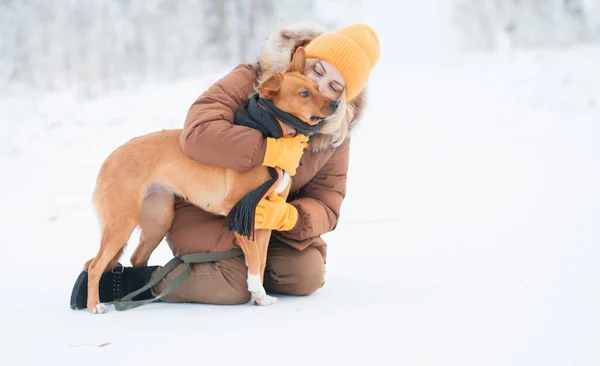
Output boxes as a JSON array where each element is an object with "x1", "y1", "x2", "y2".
[
  {"x1": 224, "y1": 93, "x2": 321, "y2": 240},
  {"x1": 234, "y1": 93, "x2": 322, "y2": 138}
]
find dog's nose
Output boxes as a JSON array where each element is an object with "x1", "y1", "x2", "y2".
[{"x1": 329, "y1": 100, "x2": 339, "y2": 112}]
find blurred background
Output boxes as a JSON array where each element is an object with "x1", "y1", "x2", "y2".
[
  {"x1": 1, "y1": 0, "x2": 599, "y2": 97},
  {"x1": 1, "y1": 0, "x2": 361, "y2": 96}
]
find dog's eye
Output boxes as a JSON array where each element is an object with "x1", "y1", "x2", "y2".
[{"x1": 299, "y1": 90, "x2": 309, "y2": 98}]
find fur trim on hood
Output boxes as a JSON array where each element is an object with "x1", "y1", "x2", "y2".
[{"x1": 257, "y1": 21, "x2": 367, "y2": 152}]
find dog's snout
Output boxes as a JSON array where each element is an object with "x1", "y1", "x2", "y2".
[{"x1": 329, "y1": 100, "x2": 339, "y2": 112}]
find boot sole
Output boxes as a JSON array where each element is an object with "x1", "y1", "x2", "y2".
[{"x1": 70, "y1": 270, "x2": 88, "y2": 310}]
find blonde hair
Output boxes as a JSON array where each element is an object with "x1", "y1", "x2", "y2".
[{"x1": 257, "y1": 57, "x2": 357, "y2": 151}]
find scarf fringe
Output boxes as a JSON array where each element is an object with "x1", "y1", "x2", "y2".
[{"x1": 224, "y1": 167, "x2": 279, "y2": 240}]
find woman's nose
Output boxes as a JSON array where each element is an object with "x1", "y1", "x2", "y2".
[{"x1": 317, "y1": 81, "x2": 330, "y2": 96}]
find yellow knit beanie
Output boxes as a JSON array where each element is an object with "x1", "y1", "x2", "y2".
[{"x1": 304, "y1": 23, "x2": 380, "y2": 101}]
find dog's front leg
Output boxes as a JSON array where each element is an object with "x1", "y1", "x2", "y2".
[{"x1": 234, "y1": 232, "x2": 278, "y2": 306}]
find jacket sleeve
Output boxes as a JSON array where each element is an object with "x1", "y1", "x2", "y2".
[
  {"x1": 278, "y1": 139, "x2": 350, "y2": 241},
  {"x1": 179, "y1": 63, "x2": 268, "y2": 171}
]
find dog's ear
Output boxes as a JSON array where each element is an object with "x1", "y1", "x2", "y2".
[
  {"x1": 257, "y1": 72, "x2": 283, "y2": 99},
  {"x1": 285, "y1": 46, "x2": 307, "y2": 73}
]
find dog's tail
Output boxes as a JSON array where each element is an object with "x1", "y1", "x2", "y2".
[{"x1": 224, "y1": 167, "x2": 280, "y2": 240}]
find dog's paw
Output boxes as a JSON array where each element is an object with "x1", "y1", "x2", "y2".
[
  {"x1": 90, "y1": 303, "x2": 107, "y2": 314},
  {"x1": 247, "y1": 273, "x2": 277, "y2": 306},
  {"x1": 252, "y1": 293, "x2": 279, "y2": 306}
]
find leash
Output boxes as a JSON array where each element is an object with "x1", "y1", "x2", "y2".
[{"x1": 113, "y1": 249, "x2": 244, "y2": 311}]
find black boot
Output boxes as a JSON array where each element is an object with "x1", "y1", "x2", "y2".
[{"x1": 69, "y1": 263, "x2": 159, "y2": 310}]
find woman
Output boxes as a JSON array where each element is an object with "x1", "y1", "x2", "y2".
[{"x1": 70, "y1": 22, "x2": 380, "y2": 309}]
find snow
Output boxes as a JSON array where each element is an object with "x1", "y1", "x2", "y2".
[{"x1": 1, "y1": 2, "x2": 599, "y2": 365}]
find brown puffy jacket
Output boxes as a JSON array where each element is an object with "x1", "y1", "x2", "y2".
[{"x1": 165, "y1": 24, "x2": 365, "y2": 261}]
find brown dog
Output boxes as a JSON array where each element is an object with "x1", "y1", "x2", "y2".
[{"x1": 83, "y1": 47, "x2": 337, "y2": 313}]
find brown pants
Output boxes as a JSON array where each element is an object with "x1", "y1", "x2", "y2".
[{"x1": 151, "y1": 241, "x2": 325, "y2": 304}]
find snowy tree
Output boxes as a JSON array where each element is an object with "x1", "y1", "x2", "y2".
[
  {"x1": 0, "y1": 0, "x2": 345, "y2": 96},
  {"x1": 452, "y1": 0, "x2": 600, "y2": 51}
]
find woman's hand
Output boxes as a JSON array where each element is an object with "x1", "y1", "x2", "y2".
[
  {"x1": 255, "y1": 192, "x2": 299, "y2": 231},
  {"x1": 262, "y1": 135, "x2": 309, "y2": 176}
]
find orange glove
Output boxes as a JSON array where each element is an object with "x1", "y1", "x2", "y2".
[
  {"x1": 255, "y1": 192, "x2": 299, "y2": 231},
  {"x1": 262, "y1": 134, "x2": 309, "y2": 176}
]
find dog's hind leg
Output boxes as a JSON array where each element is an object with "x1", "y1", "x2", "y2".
[
  {"x1": 130, "y1": 190, "x2": 175, "y2": 267},
  {"x1": 87, "y1": 218, "x2": 137, "y2": 313}
]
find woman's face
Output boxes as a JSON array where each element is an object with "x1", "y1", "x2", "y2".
[{"x1": 304, "y1": 60, "x2": 345, "y2": 100}]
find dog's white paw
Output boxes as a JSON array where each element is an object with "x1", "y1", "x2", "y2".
[
  {"x1": 247, "y1": 273, "x2": 277, "y2": 306},
  {"x1": 247, "y1": 273, "x2": 264, "y2": 294},
  {"x1": 92, "y1": 304, "x2": 107, "y2": 314},
  {"x1": 252, "y1": 294, "x2": 279, "y2": 306}
]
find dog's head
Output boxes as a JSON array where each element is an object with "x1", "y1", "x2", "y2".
[{"x1": 257, "y1": 47, "x2": 339, "y2": 125}]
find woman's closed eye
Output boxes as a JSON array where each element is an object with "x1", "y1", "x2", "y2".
[{"x1": 313, "y1": 66, "x2": 338, "y2": 92}]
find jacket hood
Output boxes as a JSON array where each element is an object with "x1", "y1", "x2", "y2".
[{"x1": 257, "y1": 22, "x2": 367, "y2": 149}]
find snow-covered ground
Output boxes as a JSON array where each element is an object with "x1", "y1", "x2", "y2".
[{"x1": 1, "y1": 3, "x2": 599, "y2": 365}]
